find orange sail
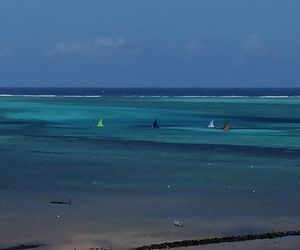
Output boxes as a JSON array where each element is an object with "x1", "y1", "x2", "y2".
[{"x1": 223, "y1": 121, "x2": 230, "y2": 131}]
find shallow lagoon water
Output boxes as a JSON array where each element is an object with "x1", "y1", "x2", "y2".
[{"x1": 0, "y1": 94, "x2": 300, "y2": 249}]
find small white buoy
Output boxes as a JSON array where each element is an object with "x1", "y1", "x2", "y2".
[
  {"x1": 208, "y1": 162, "x2": 212, "y2": 166},
  {"x1": 252, "y1": 190, "x2": 256, "y2": 193},
  {"x1": 56, "y1": 214, "x2": 61, "y2": 218},
  {"x1": 250, "y1": 165, "x2": 254, "y2": 168},
  {"x1": 167, "y1": 185, "x2": 171, "y2": 188}
]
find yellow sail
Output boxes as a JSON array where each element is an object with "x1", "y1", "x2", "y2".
[{"x1": 97, "y1": 118, "x2": 104, "y2": 128}]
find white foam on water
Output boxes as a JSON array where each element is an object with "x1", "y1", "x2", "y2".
[{"x1": 0, "y1": 94, "x2": 104, "y2": 98}]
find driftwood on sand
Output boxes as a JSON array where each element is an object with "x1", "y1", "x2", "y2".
[
  {"x1": 0, "y1": 243, "x2": 45, "y2": 250},
  {"x1": 130, "y1": 230, "x2": 300, "y2": 250},
  {"x1": 50, "y1": 199, "x2": 72, "y2": 205}
]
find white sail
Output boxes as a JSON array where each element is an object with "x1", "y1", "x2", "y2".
[{"x1": 208, "y1": 120, "x2": 215, "y2": 128}]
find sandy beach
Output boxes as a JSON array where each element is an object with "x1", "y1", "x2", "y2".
[{"x1": 1, "y1": 192, "x2": 300, "y2": 249}]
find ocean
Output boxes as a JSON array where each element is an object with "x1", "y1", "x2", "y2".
[{"x1": 0, "y1": 88, "x2": 300, "y2": 249}]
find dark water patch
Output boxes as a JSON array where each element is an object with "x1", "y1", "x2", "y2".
[
  {"x1": 6, "y1": 132, "x2": 299, "y2": 159},
  {"x1": 233, "y1": 117, "x2": 300, "y2": 124},
  {"x1": 0, "y1": 121, "x2": 33, "y2": 125},
  {"x1": 82, "y1": 138, "x2": 300, "y2": 159},
  {"x1": 0, "y1": 119, "x2": 61, "y2": 127},
  {"x1": 0, "y1": 129, "x2": 45, "y2": 138},
  {"x1": 35, "y1": 135, "x2": 300, "y2": 159},
  {"x1": 2, "y1": 128, "x2": 299, "y2": 159},
  {"x1": 0, "y1": 120, "x2": 71, "y2": 137},
  {"x1": 0, "y1": 148, "x2": 13, "y2": 152},
  {"x1": 26, "y1": 150, "x2": 65, "y2": 155},
  {"x1": 0, "y1": 107, "x2": 29, "y2": 114}
]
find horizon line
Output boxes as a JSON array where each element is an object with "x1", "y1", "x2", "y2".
[{"x1": 0, "y1": 86, "x2": 300, "y2": 89}]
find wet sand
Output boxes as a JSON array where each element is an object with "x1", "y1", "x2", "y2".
[
  {"x1": 1, "y1": 191, "x2": 300, "y2": 250},
  {"x1": 3, "y1": 230, "x2": 300, "y2": 250}
]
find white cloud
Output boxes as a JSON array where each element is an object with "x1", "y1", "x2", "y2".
[
  {"x1": 47, "y1": 37, "x2": 139, "y2": 56},
  {"x1": 0, "y1": 46, "x2": 11, "y2": 57},
  {"x1": 184, "y1": 40, "x2": 204, "y2": 53},
  {"x1": 241, "y1": 34, "x2": 263, "y2": 52}
]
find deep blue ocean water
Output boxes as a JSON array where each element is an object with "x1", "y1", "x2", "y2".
[{"x1": 0, "y1": 88, "x2": 300, "y2": 248}]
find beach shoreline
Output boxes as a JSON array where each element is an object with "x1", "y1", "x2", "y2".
[{"x1": 1, "y1": 191, "x2": 300, "y2": 250}]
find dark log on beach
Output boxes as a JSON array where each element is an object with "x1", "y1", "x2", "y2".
[
  {"x1": 50, "y1": 199, "x2": 72, "y2": 205},
  {"x1": 131, "y1": 230, "x2": 300, "y2": 250},
  {"x1": 0, "y1": 243, "x2": 44, "y2": 250}
]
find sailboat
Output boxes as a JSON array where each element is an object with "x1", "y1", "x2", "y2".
[
  {"x1": 97, "y1": 118, "x2": 104, "y2": 128},
  {"x1": 208, "y1": 120, "x2": 215, "y2": 128},
  {"x1": 152, "y1": 119, "x2": 159, "y2": 129},
  {"x1": 223, "y1": 121, "x2": 230, "y2": 131}
]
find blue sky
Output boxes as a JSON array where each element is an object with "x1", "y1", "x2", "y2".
[{"x1": 0, "y1": 0, "x2": 299, "y2": 87}]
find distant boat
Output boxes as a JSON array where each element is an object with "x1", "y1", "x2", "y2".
[
  {"x1": 152, "y1": 119, "x2": 159, "y2": 129},
  {"x1": 208, "y1": 120, "x2": 215, "y2": 128},
  {"x1": 97, "y1": 118, "x2": 104, "y2": 128},
  {"x1": 223, "y1": 121, "x2": 230, "y2": 131}
]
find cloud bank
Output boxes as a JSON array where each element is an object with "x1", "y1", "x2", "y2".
[
  {"x1": 0, "y1": 46, "x2": 11, "y2": 57},
  {"x1": 241, "y1": 34, "x2": 263, "y2": 52},
  {"x1": 47, "y1": 37, "x2": 140, "y2": 56},
  {"x1": 184, "y1": 40, "x2": 204, "y2": 55}
]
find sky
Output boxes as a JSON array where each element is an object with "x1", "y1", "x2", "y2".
[{"x1": 0, "y1": 0, "x2": 299, "y2": 88}]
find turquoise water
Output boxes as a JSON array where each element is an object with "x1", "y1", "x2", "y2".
[
  {"x1": 0, "y1": 95, "x2": 300, "y2": 248},
  {"x1": 1, "y1": 96, "x2": 300, "y2": 196}
]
